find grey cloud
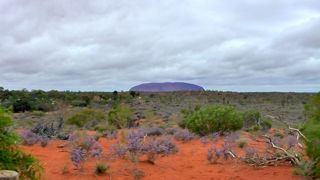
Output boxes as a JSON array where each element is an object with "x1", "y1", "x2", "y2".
[{"x1": 0, "y1": 0, "x2": 320, "y2": 92}]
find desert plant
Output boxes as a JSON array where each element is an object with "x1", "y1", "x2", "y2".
[
  {"x1": 20, "y1": 130, "x2": 40, "y2": 145},
  {"x1": 301, "y1": 92, "x2": 320, "y2": 178},
  {"x1": 95, "y1": 163, "x2": 109, "y2": 174},
  {"x1": 182, "y1": 105, "x2": 243, "y2": 135},
  {"x1": 67, "y1": 108, "x2": 106, "y2": 128},
  {"x1": 70, "y1": 147, "x2": 87, "y2": 170},
  {"x1": 242, "y1": 110, "x2": 261, "y2": 128},
  {"x1": 236, "y1": 138, "x2": 248, "y2": 148},
  {"x1": 40, "y1": 136, "x2": 49, "y2": 147},
  {"x1": 261, "y1": 118, "x2": 272, "y2": 130},
  {"x1": 69, "y1": 132, "x2": 103, "y2": 169},
  {"x1": 61, "y1": 164, "x2": 69, "y2": 174},
  {"x1": 0, "y1": 107, "x2": 43, "y2": 179},
  {"x1": 108, "y1": 104, "x2": 133, "y2": 129},
  {"x1": 132, "y1": 169, "x2": 145, "y2": 180},
  {"x1": 174, "y1": 129, "x2": 196, "y2": 142}
]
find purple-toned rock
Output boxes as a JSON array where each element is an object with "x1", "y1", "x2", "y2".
[{"x1": 129, "y1": 82, "x2": 204, "y2": 92}]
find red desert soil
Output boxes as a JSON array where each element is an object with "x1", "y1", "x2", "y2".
[{"x1": 21, "y1": 135, "x2": 301, "y2": 180}]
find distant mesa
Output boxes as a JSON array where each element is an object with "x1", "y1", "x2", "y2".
[{"x1": 129, "y1": 82, "x2": 205, "y2": 92}]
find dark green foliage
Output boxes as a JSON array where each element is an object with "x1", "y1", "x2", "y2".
[
  {"x1": 67, "y1": 108, "x2": 106, "y2": 128},
  {"x1": 95, "y1": 163, "x2": 109, "y2": 174},
  {"x1": 302, "y1": 92, "x2": 320, "y2": 178},
  {"x1": 182, "y1": 105, "x2": 243, "y2": 135},
  {"x1": 13, "y1": 99, "x2": 31, "y2": 112},
  {"x1": 108, "y1": 105, "x2": 133, "y2": 129},
  {"x1": 0, "y1": 107, "x2": 43, "y2": 179}
]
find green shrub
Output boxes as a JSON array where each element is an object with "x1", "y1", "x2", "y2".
[
  {"x1": 182, "y1": 105, "x2": 243, "y2": 135},
  {"x1": 302, "y1": 92, "x2": 320, "y2": 178},
  {"x1": 95, "y1": 163, "x2": 109, "y2": 174},
  {"x1": 0, "y1": 107, "x2": 43, "y2": 179},
  {"x1": 67, "y1": 108, "x2": 106, "y2": 128},
  {"x1": 108, "y1": 105, "x2": 133, "y2": 129},
  {"x1": 261, "y1": 118, "x2": 272, "y2": 130},
  {"x1": 242, "y1": 110, "x2": 261, "y2": 128},
  {"x1": 248, "y1": 124, "x2": 260, "y2": 132}
]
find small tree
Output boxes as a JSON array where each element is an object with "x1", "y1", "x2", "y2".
[{"x1": 182, "y1": 105, "x2": 243, "y2": 135}]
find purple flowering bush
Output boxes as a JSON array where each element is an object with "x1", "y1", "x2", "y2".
[
  {"x1": 20, "y1": 130, "x2": 41, "y2": 145},
  {"x1": 68, "y1": 132, "x2": 103, "y2": 169},
  {"x1": 70, "y1": 147, "x2": 87, "y2": 169},
  {"x1": 174, "y1": 129, "x2": 197, "y2": 142},
  {"x1": 207, "y1": 145, "x2": 222, "y2": 164},
  {"x1": 109, "y1": 130, "x2": 178, "y2": 164}
]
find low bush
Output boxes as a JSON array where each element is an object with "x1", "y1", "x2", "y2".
[
  {"x1": 109, "y1": 130, "x2": 178, "y2": 164},
  {"x1": 69, "y1": 132, "x2": 103, "y2": 169},
  {"x1": 236, "y1": 138, "x2": 248, "y2": 148},
  {"x1": 174, "y1": 129, "x2": 197, "y2": 142},
  {"x1": 20, "y1": 130, "x2": 40, "y2": 145},
  {"x1": 67, "y1": 108, "x2": 106, "y2": 128},
  {"x1": 301, "y1": 92, "x2": 320, "y2": 178},
  {"x1": 182, "y1": 105, "x2": 243, "y2": 135},
  {"x1": 108, "y1": 105, "x2": 133, "y2": 129},
  {"x1": 95, "y1": 163, "x2": 109, "y2": 174},
  {"x1": 242, "y1": 110, "x2": 261, "y2": 129},
  {"x1": 0, "y1": 107, "x2": 43, "y2": 179}
]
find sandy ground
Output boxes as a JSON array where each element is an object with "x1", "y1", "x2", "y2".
[{"x1": 21, "y1": 135, "x2": 301, "y2": 180}]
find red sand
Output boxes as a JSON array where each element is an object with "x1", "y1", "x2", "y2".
[{"x1": 21, "y1": 137, "x2": 301, "y2": 180}]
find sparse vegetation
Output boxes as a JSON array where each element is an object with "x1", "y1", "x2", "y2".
[
  {"x1": 67, "y1": 108, "x2": 106, "y2": 128},
  {"x1": 95, "y1": 163, "x2": 109, "y2": 174}
]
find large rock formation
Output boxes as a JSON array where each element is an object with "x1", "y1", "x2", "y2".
[{"x1": 129, "y1": 82, "x2": 204, "y2": 92}]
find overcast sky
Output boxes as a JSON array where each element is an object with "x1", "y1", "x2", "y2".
[{"x1": 0, "y1": 0, "x2": 320, "y2": 92}]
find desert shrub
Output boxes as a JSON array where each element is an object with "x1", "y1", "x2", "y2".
[
  {"x1": 67, "y1": 108, "x2": 106, "y2": 128},
  {"x1": 139, "y1": 127, "x2": 163, "y2": 136},
  {"x1": 182, "y1": 105, "x2": 243, "y2": 135},
  {"x1": 95, "y1": 163, "x2": 109, "y2": 174},
  {"x1": 163, "y1": 127, "x2": 180, "y2": 135},
  {"x1": 143, "y1": 136, "x2": 178, "y2": 164},
  {"x1": 61, "y1": 164, "x2": 69, "y2": 174},
  {"x1": 20, "y1": 130, "x2": 40, "y2": 145},
  {"x1": 261, "y1": 118, "x2": 272, "y2": 130},
  {"x1": 108, "y1": 105, "x2": 133, "y2": 129},
  {"x1": 13, "y1": 99, "x2": 32, "y2": 112},
  {"x1": 109, "y1": 130, "x2": 178, "y2": 164},
  {"x1": 248, "y1": 124, "x2": 260, "y2": 132},
  {"x1": 236, "y1": 138, "x2": 248, "y2": 148},
  {"x1": 132, "y1": 169, "x2": 145, "y2": 180},
  {"x1": 109, "y1": 144, "x2": 128, "y2": 158},
  {"x1": 0, "y1": 107, "x2": 43, "y2": 179},
  {"x1": 207, "y1": 145, "x2": 222, "y2": 164},
  {"x1": 70, "y1": 147, "x2": 87, "y2": 169},
  {"x1": 70, "y1": 99, "x2": 88, "y2": 107},
  {"x1": 69, "y1": 132, "x2": 103, "y2": 169},
  {"x1": 40, "y1": 136, "x2": 49, "y2": 147},
  {"x1": 242, "y1": 110, "x2": 261, "y2": 128},
  {"x1": 174, "y1": 129, "x2": 197, "y2": 142},
  {"x1": 301, "y1": 92, "x2": 320, "y2": 178}
]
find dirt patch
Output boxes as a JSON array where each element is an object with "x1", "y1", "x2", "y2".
[{"x1": 21, "y1": 136, "x2": 300, "y2": 180}]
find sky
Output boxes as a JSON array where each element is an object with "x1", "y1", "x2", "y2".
[{"x1": 0, "y1": 0, "x2": 320, "y2": 92}]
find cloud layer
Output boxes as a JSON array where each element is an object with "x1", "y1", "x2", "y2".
[{"x1": 0, "y1": 0, "x2": 320, "y2": 92}]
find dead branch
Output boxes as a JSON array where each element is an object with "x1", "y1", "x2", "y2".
[
  {"x1": 289, "y1": 126, "x2": 309, "y2": 142},
  {"x1": 262, "y1": 135, "x2": 300, "y2": 165}
]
